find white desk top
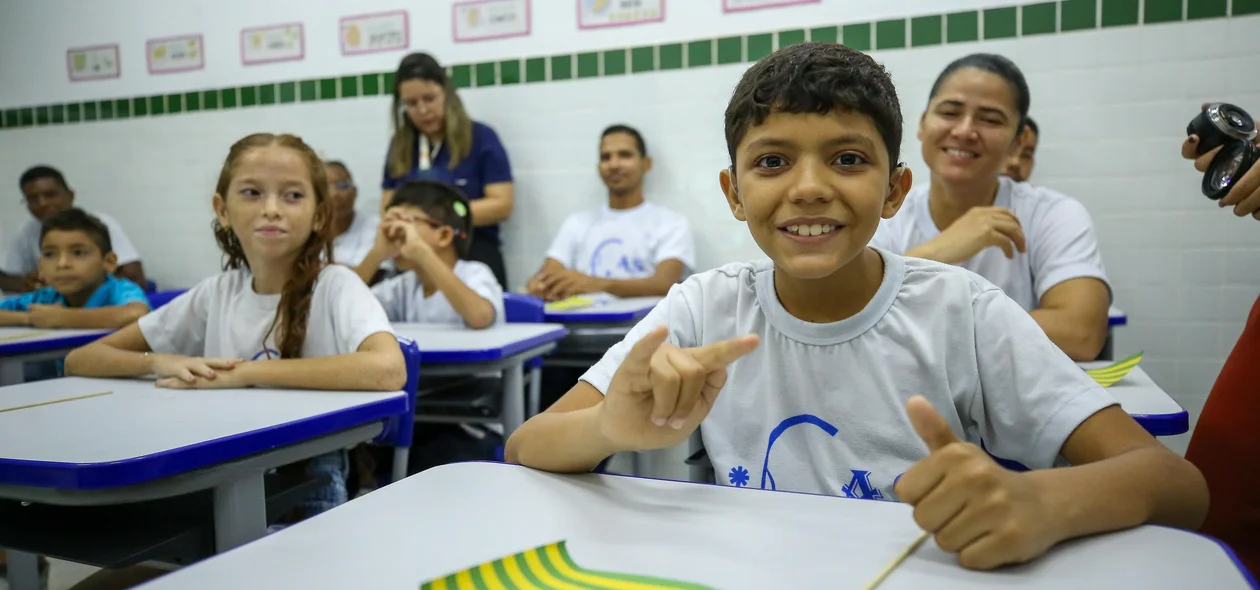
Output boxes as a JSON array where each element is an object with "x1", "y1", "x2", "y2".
[
  {"x1": 392, "y1": 323, "x2": 566, "y2": 352},
  {"x1": 1079, "y1": 365, "x2": 1184, "y2": 417},
  {"x1": 0, "y1": 377, "x2": 404, "y2": 465},
  {"x1": 544, "y1": 296, "x2": 662, "y2": 321},
  {"x1": 138, "y1": 462, "x2": 1252, "y2": 590}
]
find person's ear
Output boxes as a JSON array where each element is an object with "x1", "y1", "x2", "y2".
[
  {"x1": 212, "y1": 193, "x2": 230, "y2": 229},
  {"x1": 916, "y1": 111, "x2": 927, "y2": 142},
  {"x1": 437, "y1": 226, "x2": 455, "y2": 249},
  {"x1": 720, "y1": 167, "x2": 745, "y2": 221},
  {"x1": 642, "y1": 156, "x2": 653, "y2": 174},
  {"x1": 66, "y1": 189, "x2": 76, "y2": 203},
  {"x1": 103, "y1": 251, "x2": 119, "y2": 273},
  {"x1": 882, "y1": 165, "x2": 913, "y2": 219}
]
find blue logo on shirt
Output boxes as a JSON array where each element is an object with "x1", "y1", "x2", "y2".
[
  {"x1": 588, "y1": 238, "x2": 648, "y2": 278},
  {"x1": 251, "y1": 348, "x2": 281, "y2": 361}
]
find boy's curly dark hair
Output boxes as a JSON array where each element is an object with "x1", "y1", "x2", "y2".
[{"x1": 724, "y1": 42, "x2": 903, "y2": 171}]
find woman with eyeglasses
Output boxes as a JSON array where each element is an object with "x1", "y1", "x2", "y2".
[{"x1": 380, "y1": 52, "x2": 515, "y2": 290}]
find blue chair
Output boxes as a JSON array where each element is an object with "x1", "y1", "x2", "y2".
[
  {"x1": 503, "y1": 293, "x2": 546, "y2": 417},
  {"x1": 374, "y1": 335, "x2": 419, "y2": 482},
  {"x1": 145, "y1": 280, "x2": 158, "y2": 293},
  {"x1": 146, "y1": 289, "x2": 187, "y2": 310}
]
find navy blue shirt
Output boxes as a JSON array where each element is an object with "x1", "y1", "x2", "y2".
[{"x1": 382, "y1": 121, "x2": 513, "y2": 243}]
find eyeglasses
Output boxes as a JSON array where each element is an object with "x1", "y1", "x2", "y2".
[{"x1": 331, "y1": 180, "x2": 354, "y2": 191}]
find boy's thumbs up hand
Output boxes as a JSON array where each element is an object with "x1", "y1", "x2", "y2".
[
  {"x1": 599, "y1": 326, "x2": 759, "y2": 453},
  {"x1": 895, "y1": 396, "x2": 1061, "y2": 571}
]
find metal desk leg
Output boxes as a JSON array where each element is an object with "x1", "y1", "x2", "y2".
[
  {"x1": 528, "y1": 365, "x2": 542, "y2": 418},
  {"x1": 502, "y1": 363, "x2": 525, "y2": 436},
  {"x1": 0, "y1": 359, "x2": 24, "y2": 387},
  {"x1": 392, "y1": 447, "x2": 409, "y2": 482},
  {"x1": 6, "y1": 550, "x2": 40, "y2": 590},
  {"x1": 213, "y1": 472, "x2": 267, "y2": 552}
]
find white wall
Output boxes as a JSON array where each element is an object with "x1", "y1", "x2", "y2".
[{"x1": 1, "y1": 0, "x2": 1258, "y2": 450}]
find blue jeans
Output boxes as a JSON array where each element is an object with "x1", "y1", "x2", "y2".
[{"x1": 300, "y1": 450, "x2": 349, "y2": 518}]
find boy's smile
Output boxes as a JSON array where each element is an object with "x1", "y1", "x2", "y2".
[{"x1": 721, "y1": 110, "x2": 911, "y2": 282}]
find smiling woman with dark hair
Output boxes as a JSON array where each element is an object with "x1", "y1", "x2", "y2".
[
  {"x1": 380, "y1": 52, "x2": 515, "y2": 289},
  {"x1": 870, "y1": 53, "x2": 1111, "y2": 362}
]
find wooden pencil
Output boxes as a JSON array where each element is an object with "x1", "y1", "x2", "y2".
[
  {"x1": 862, "y1": 530, "x2": 931, "y2": 590},
  {"x1": 0, "y1": 390, "x2": 114, "y2": 414}
]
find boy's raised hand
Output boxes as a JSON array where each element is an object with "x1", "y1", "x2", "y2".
[
  {"x1": 895, "y1": 396, "x2": 1061, "y2": 571},
  {"x1": 599, "y1": 326, "x2": 759, "y2": 452}
]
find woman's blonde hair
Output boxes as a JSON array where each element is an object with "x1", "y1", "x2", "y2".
[{"x1": 388, "y1": 52, "x2": 473, "y2": 179}]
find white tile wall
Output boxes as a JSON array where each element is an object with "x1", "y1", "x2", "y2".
[{"x1": 1, "y1": 9, "x2": 1258, "y2": 435}]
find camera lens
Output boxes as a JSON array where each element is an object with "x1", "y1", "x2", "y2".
[
  {"x1": 1188, "y1": 103, "x2": 1257, "y2": 156},
  {"x1": 1202, "y1": 141, "x2": 1259, "y2": 200}
]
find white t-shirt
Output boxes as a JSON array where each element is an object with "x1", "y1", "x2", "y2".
[
  {"x1": 870, "y1": 177, "x2": 1110, "y2": 311},
  {"x1": 138, "y1": 265, "x2": 393, "y2": 361},
  {"x1": 370, "y1": 260, "x2": 505, "y2": 326},
  {"x1": 3, "y1": 210, "x2": 141, "y2": 276},
  {"x1": 331, "y1": 211, "x2": 380, "y2": 269},
  {"x1": 581, "y1": 249, "x2": 1117, "y2": 500},
  {"x1": 545, "y1": 202, "x2": 696, "y2": 279}
]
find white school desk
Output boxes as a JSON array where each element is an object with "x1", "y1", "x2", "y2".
[
  {"x1": 543, "y1": 295, "x2": 662, "y2": 325},
  {"x1": 1079, "y1": 363, "x2": 1189, "y2": 436},
  {"x1": 0, "y1": 327, "x2": 111, "y2": 385},
  {"x1": 390, "y1": 323, "x2": 568, "y2": 476},
  {"x1": 136, "y1": 461, "x2": 1255, "y2": 590},
  {"x1": 0, "y1": 377, "x2": 407, "y2": 590}
]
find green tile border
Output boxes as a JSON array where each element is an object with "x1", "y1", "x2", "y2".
[{"x1": 2, "y1": 3, "x2": 1254, "y2": 131}]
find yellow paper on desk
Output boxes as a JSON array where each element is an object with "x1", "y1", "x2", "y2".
[
  {"x1": 420, "y1": 540, "x2": 714, "y2": 589},
  {"x1": 544, "y1": 296, "x2": 595, "y2": 312},
  {"x1": 1085, "y1": 351, "x2": 1144, "y2": 387}
]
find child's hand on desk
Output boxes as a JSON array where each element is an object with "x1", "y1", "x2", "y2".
[
  {"x1": 534, "y1": 269, "x2": 598, "y2": 301},
  {"x1": 599, "y1": 326, "x2": 759, "y2": 451},
  {"x1": 895, "y1": 396, "x2": 1060, "y2": 571},
  {"x1": 27, "y1": 304, "x2": 67, "y2": 328},
  {"x1": 151, "y1": 354, "x2": 244, "y2": 387}
]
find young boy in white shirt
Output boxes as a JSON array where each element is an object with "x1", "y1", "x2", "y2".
[
  {"x1": 526, "y1": 125, "x2": 695, "y2": 302},
  {"x1": 505, "y1": 42, "x2": 1206, "y2": 571},
  {"x1": 355, "y1": 180, "x2": 504, "y2": 328}
]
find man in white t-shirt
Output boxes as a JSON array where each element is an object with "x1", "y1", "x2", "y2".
[
  {"x1": 870, "y1": 176, "x2": 1110, "y2": 361},
  {"x1": 526, "y1": 125, "x2": 695, "y2": 301},
  {"x1": 325, "y1": 161, "x2": 383, "y2": 275},
  {"x1": 1, "y1": 166, "x2": 145, "y2": 293}
]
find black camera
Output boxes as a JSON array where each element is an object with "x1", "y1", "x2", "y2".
[{"x1": 1187, "y1": 103, "x2": 1258, "y2": 200}]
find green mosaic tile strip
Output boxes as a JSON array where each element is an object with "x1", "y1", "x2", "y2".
[
  {"x1": 1061, "y1": 0, "x2": 1097, "y2": 31},
  {"x1": 842, "y1": 23, "x2": 871, "y2": 50},
  {"x1": 2, "y1": 3, "x2": 1253, "y2": 132},
  {"x1": 947, "y1": 10, "x2": 980, "y2": 42},
  {"x1": 911, "y1": 15, "x2": 943, "y2": 46},
  {"x1": 1102, "y1": 0, "x2": 1140, "y2": 26},
  {"x1": 1146, "y1": 0, "x2": 1184, "y2": 23},
  {"x1": 1023, "y1": 2, "x2": 1058, "y2": 35}
]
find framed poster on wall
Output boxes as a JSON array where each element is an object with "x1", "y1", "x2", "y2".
[
  {"x1": 453, "y1": 0, "x2": 531, "y2": 42},
  {"x1": 241, "y1": 22, "x2": 305, "y2": 65},
  {"x1": 578, "y1": 0, "x2": 664, "y2": 30},
  {"x1": 722, "y1": 0, "x2": 819, "y2": 12},
  {"x1": 147, "y1": 34, "x2": 204, "y2": 74},
  {"x1": 67, "y1": 44, "x2": 120, "y2": 82},
  {"x1": 341, "y1": 10, "x2": 410, "y2": 56}
]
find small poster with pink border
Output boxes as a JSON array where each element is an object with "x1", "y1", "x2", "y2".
[
  {"x1": 67, "y1": 44, "x2": 120, "y2": 82},
  {"x1": 341, "y1": 10, "x2": 410, "y2": 56},
  {"x1": 454, "y1": 0, "x2": 531, "y2": 42},
  {"x1": 147, "y1": 34, "x2": 204, "y2": 74},
  {"x1": 241, "y1": 22, "x2": 305, "y2": 65},
  {"x1": 578, "y1": 0, "x2": 664, "y2": 30},
  {"x1": 722, "y1": 0, "x2": 819, "y2": 12}
]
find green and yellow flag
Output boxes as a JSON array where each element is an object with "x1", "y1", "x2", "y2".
[
  {"x1": 420, "y1": 540, "x2": 715, "y2": 590},
  {"x1": 1085, "y1": 351, "x2": 1144, "y2": 387}
]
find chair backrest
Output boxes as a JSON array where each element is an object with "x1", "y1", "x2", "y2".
[
  {"x1": 145, "y1": 280, "x2": 158, "y2": 293},
  {"x1": 503, "y1": 292, "x2": 544, "y2": 324},
  {"x1": 373, "y1": 335, "x2": 419, "y2": 447},
  {"x1": 147, "y1": 289, "x2": 187, "y2": 310}
]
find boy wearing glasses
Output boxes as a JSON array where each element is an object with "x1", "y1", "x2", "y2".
[
  {"x1": 2, "y1": 165, "x2": 145, "y2": 293},
  {"x1": 353, "y1": 179, "x2": 503, "y2": 329}
]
